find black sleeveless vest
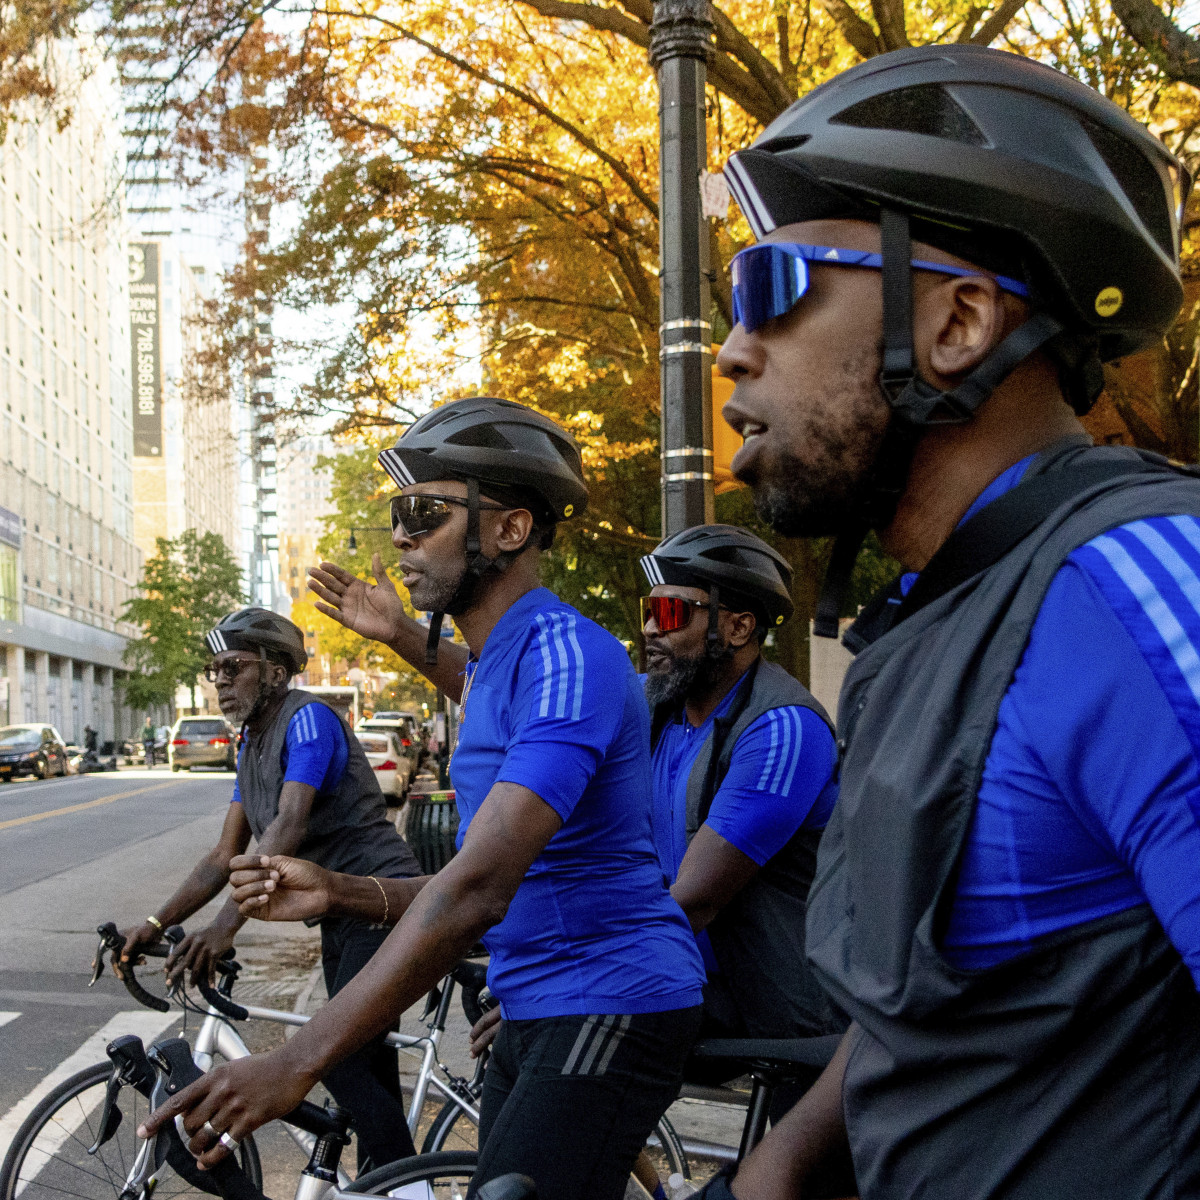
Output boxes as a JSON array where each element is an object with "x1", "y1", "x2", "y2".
[
  {"x1": 237, "y1": 688, "x2": 420, "y2": 881},
  {"x1": 807, "y1": 443, "x2": 1200, "y2": 1199},
  {"x1": 652, "y1": 658, "x2": 842, "y2": 1037}
]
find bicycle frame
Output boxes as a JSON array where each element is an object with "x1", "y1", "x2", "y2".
[{"x1": 185, "y1": 974, "x2": 481, "y2": 1192}]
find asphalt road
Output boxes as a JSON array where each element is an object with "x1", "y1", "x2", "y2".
[{"x1": 0, "y1": 765, "x2": 321, "y2": 1189}]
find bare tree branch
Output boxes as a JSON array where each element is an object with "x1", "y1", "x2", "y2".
[
  {"x1": 710, "y1": 3, "x2": 796, "y2": 113},
  {"x1": 969, "y1": 0, "x2": 1028, "y2": 46},
  {"x1": 1110, "y1": 0, "x2": 1200, "y2": 85},
  {"x1": 818, "y1": 0, "x2": 881, "y2": 58},
  {"x1": 515, "y1": 0, "x2": 787, "y2": 125},
  {"x1": 870, "y1": 0, "x2": 909, "y2": 50}
]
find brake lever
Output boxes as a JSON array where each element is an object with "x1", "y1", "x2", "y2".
[
  {"x1": 87, "y1": 1069, "x2": 124, "y2": 1154},
  {"x1": 91, "y1": 1036, "x2": 158, "y2": 1156},
  {"x1": 90, "y1": 923, "x2": 122, "y2": 987}
]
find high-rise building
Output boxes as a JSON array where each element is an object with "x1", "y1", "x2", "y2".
[
  {"x1": 122, "y1": 37, "x2": 243, "y2": 577},
  {"x1": 277, "y1": 434, "x2": 341, "y2": 604},
  {"x1": 0, "y1": 59, "x2": 144, "y2": 742},
  {"x1": 128, "y1": 239, "x2": 240, "y2": 559}
]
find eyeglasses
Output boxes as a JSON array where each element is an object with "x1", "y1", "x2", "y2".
[
  {"x1": 203, "y1": 658, "x2": 260, "y2": 684},
  {"x1": 641, "y1": 595, "x2": 713, "y2": 634},
  {"x1": 729, "y1": 242, "x2": 1030, "y2": 334},
  {"x1": 390, "y1": 493, "x2": 506, "y2": 539}
]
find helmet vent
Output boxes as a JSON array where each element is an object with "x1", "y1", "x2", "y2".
[
  {"x1": 832, "y1": 84, "x2": 987, "y2": 147},
  {"x1": 758, "y1": 134, "x2": 811, "y2": 155},
  {"x1": 449, "y1": 424, "x2": 513, "y2": 450},
  {"x1": 1079, "y1": 114, "x2": 1175, "y2": 258}
]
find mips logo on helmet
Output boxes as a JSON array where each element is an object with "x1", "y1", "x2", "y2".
[{"x1": 1095, "y1": 287, "x2": 1124, "y2": 318}]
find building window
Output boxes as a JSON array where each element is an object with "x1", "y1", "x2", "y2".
[{"x1": 0, "y1": 544, "x2": 17, "y2": 620}]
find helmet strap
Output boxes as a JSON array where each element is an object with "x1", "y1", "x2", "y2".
[
  {"x1": 425, "y1": 478, "x2": 526, "y2": 666},
  {"x1": 425, "y1": 613, "x2": 444, "y2": 666},
  {"x1": 814, "y1": 208, "x2": 1065, "y2": 639},
  {"x1": 707, "y1": 584, "x2": 721, "y2": 652}
]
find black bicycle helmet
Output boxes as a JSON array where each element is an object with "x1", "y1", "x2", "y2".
[
  {"x1": 726, "y1": 44, "x2": 1186, "y2": 363},
  {"x1": 723, "y1": 45, "x2": 1188, "y2": 635},
  {"x1": 205, "y1": 608, "x2": 308, "y2": 676},
  {"x1": 378, "y1": 397, "x2": 588, "y2": 524},
  {"x1": 641, "y1": 525, "x2": 795, "y2": 642},
  {"x1": 379, "y1": 398, "x2": 589, "y2": 663}
]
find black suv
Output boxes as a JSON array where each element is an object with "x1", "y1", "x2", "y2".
[{"x1": 0, "y1": 725, "x2": 70, "y2": 781}]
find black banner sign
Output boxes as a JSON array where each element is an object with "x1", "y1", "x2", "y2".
[{"x1": 128, "y1": 242, "x2": 162, "y2": 457}]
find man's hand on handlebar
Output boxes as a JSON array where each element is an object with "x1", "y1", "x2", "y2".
[
  {"x1": 114, "y1": 922, "x2": 163, "y2": 977},
  {"x1": 166, "y1": 922, "x2": 238, "y2": 989},
  {"x1": 137, "y1": 1051, "x2": 315, "y2": 1169},
  {"x1": 469, "y1": 1006, "x2": 502, "y2": 1058},
  {"x1": 230, "y1": 854, "x2": 332, "y2": 923}
]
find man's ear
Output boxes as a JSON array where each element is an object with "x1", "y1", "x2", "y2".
[
  {"x1": 726, "y1": 609, "x2": 758, "y2": 649},
  {"x1": 493, "y1": 508, "x2": 536, "y2": 554},
  {"x1": 919, "y1": 275, "x2": 1012, "y2": 383}
]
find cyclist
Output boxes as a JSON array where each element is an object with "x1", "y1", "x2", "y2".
[
  {"x1": 141, "y1": 715, "x2": 156, "y2": 767},
  {"x1": 705, "y1": 44, "x2": 1200, "y2": 1200},
  {"x1": 118, "y1": 606, "x2": 423, "y2": 1172},
  {"x1": 640, "y1": 525, "x2": 840, "y2": 1044},
  {"x1": 141, "y1": 397, "x2": 706, "y2": 1200}
]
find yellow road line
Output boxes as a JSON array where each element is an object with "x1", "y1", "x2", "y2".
[{"x1": 0, "y1": 782, "x2": 177, "y2": 832}]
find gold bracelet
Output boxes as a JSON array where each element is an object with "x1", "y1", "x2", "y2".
[
  {"x1": 146, "y1": 915, "x2": 164, "y2": 932},
  {"x1": 369, "y1": 876, "x2": 389, "y2": 926}
]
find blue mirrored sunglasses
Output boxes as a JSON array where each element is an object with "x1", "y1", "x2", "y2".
[{"x1": 729, "y1": 242, "x2": 1030, "y2": 334}]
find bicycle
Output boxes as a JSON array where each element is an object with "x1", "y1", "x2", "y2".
[
  {"x1": 0, "y1": 924, "x2": 692, "y2": 1200},
  {"x1": 0, "y1": 923, "x2": 494, "y2": 1200}
]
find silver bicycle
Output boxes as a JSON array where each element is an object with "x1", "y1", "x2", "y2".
[
  {"x1": 0, "y1": 924, "x2": 491, "y2": 1200},
  {"x1": 0, "y1": 925, "x2": 690, "y2": 1200}
]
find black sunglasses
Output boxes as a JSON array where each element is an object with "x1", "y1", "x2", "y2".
[
  {"x1": 203, "y1": 658, "x2": 260, "y2": 683},
  {"x1": 390, "y1": 493, "x2": 506, "y2": 538}
]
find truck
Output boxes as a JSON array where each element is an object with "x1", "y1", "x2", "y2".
[{"x1": 302, "y1": 685, "x2": 360, "y2": 728}]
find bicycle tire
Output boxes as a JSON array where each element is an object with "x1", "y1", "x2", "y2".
[
  {"x1": 420, "y1": 1100, "x2": 690, "y2": 1180},
  {"x1": 0, "y1": 1062, "x2": 263, "y2": 1200},
  {"x1": 345, "y1": 1150, "x2": 478, "y2": 1198}
]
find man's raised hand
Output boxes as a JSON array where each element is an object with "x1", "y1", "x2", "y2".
[
  {"x1": 230, "y1": 854, "x2": 332, "y2": 923},
  {"x1": 307, "y1": 554, "x2": 405, "y2": 645}
]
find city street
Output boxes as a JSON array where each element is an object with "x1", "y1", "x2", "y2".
[{"x1": 0, "y1": 766, "x2": 323, "y2": 1190}]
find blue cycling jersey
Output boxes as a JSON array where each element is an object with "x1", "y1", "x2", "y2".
[
  {"x1": 650, "y1": 677, "x2": 837, "y2": 879},
  {"x1": 926, "y1": 457, "x2": 1200, "y2": 984},
  {"x1": 230, "y1": 700, "x2": 349, "y2": 805},
  {"x1": 450, "y1": 587, "x2": 705, "y2": 1020}
]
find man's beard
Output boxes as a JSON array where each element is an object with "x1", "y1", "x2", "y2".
[
  {"x1": 644, "y1": 640, "x2": 735, "y2": 709},
  {"x1": 220, "y1": 670, "x2": 276, "y2": 726},
  {"x1": 741, "y1": 348, "x2": 890, "y2": 538}
]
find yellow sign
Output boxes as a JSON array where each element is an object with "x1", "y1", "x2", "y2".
[
  {"x1": 1095, "y1": 286, "x2": 1124, "y2": 318},
  {"x1": 563, "y1": 503, "x2": 574, "y2": 517},
  {"x1": 711, "y1": 345, "x2": 745, "y2": 493}
]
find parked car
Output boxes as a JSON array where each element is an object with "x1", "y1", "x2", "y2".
[
  {"x1": 169, "y1": 717, "x2": 238, "y2": 772},
  {"x1": 354, "y1": 728, "x2": 413, "y2": 802},
  {"x1": 358, "y1": 714, "x2": 422, "y2": 774},
  {"x1": 0, "y1": 725, "x2": 70, "y2": 781}
]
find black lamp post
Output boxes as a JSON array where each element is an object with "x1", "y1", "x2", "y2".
[{"x1": 651, "y1": 0, "x2": 716, "y2": 538}]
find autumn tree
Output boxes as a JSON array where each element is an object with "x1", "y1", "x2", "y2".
[{"x1": 121, "y1": 529, "x2": 246, "y2": 715}]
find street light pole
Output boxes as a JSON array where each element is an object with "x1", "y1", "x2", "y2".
[{"x1": 651, "y1": 0, "x2": 716, "y2": 538}]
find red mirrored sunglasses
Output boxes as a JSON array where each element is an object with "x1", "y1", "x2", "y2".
[{"x1": 640, "y1": 595, "x2": 710, "y2": 634}]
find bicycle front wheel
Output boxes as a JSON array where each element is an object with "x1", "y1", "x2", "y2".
[
  {"x1": 0, "y1": 1062, "x2": 263, "y2": 1200},
  {"x1": 347, "y1": 1150, "x2": 478, "y2": 1199}
]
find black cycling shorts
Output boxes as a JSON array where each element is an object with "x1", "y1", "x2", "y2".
[{"x1": 470, "y1": 1005, "x2": 703, "y2": 1200}]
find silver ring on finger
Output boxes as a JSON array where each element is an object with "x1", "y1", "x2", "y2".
[
  {"x1": 219, "y1": 1133, "x2": 240, "y2": 1153},
  {"x1": 202, "y1": 1121, "x2": 219, "y2": 1140}
]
